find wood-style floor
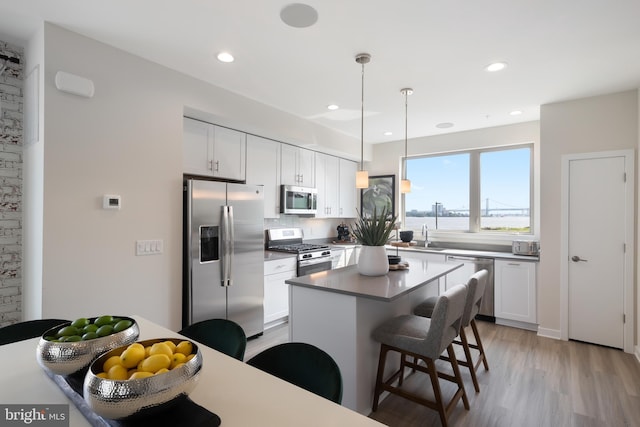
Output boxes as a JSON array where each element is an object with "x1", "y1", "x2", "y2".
[{"x1": 245, "y1": 321, "x2": 640, "y2": 427}]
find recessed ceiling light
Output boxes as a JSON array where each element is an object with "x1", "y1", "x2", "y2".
[
  {"x1": 436, "y1": 122, "x2": 454, "y2": 129},
  {"x1": 510, "y1": 110, "x2": 523, "y2": 116},
  {"x1": 383, "y1": 131, "x2": 393, "y2": 136},
  {"x1": 280, "y1": 3, "x2": 318, "y2": 28},
  {"x1": 217, "y1": 52, "x2": 234, "y2": 63},
  {"x1": 327, "y1": 104, "x2": 339, "y2": 110},
  {"x1": 485, "y1": 62, "x2": 507, "y2": 72}
]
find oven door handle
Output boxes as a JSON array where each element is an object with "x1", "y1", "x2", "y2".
[{"x1": 299, "y1": 257, "x2": 331, "y2": 267}]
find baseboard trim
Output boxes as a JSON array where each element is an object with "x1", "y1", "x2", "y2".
[
  {"x1": 537, "y1": 327, "x2": 562, "y2": 340},
  {"x1": 495, "y1": 318, "x2": 538, "y2": 332}
]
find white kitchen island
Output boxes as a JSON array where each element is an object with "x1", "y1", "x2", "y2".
[{"x1": 286, "y1": 257, "x2": 463, "y2": 415}]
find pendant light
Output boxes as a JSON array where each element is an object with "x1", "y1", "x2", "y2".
[
  {"x1": 355, "y1": 53, "x2": 371, "y2": 189},
  {"x1": 400, "y1": 88, "x2": 413, "y2": 193}
]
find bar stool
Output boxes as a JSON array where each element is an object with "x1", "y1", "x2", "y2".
[
  {"x1": 371, "y1": 284, "x2": 469, "y2": 427},
  {"x1": 414, "y1": 269, "x2": 489, "y2": 392}
]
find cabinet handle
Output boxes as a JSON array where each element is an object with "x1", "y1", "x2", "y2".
[
  {"x1": 508, "y1": 263, "x2": 521, "y2": 266},
  {"x1": 214, "y1": 160, "x2": 220, "y2": 172},
  {"x1": 208, "y1": 160, "x2": 213, "y2": 171}
]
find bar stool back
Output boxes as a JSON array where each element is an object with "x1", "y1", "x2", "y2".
[
  {"x1": 414, "y1": 269, "x2": 489, "y2": 392},
  {"x1": 371, "y1": 284, "x2": 469, "y2": 427}
]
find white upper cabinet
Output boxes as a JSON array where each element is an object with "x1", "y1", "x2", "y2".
[
  {"x1": 315, "y1": 153, "x2": 339, "y2": 218},
  {"x1": 281, "y1": 144, "x2": 315, "y2": 187},
  {"x1": 315, "y1": 155, "x2": 357, "y2": 218},
  {"x1": 183, "y1": 117, "x2": 246, "y2": 181},
  {"x1": 338, "y1": 159, "x2": 357, "y2": 218},
  {"x1": 183, "y1": 118, "x2": 211, "y2": 176},
  {"x1": 246, "y1": 134, "x2": 280, "y2": 218}
]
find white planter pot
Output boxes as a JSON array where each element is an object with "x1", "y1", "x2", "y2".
[{"x1": 357, "y1": 245, "x2": 389, "y2": 276}]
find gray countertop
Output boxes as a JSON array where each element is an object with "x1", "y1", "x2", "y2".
[
  {"x1": 285, "y1": 257, "x2": 463, "y2": 302},
  {"x1": 386, "y1": 245, "x2": 539, "y2": 262}
]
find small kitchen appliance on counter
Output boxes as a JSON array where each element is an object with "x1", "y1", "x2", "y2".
[
  {"x1": 336, "y1": 223, "x2": 351, "y2": 242},
  {"x1": 512, "y1": 240, "x2": 540, "y2": 256}
]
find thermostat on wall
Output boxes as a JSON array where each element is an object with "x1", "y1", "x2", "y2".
[{"x1": 103, "y1": 195, "x2": 121, "y2": 210}]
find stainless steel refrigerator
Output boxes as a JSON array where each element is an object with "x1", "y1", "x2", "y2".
[{"x1": 183, "y1": 178, "x2": 264, "y2": 338}]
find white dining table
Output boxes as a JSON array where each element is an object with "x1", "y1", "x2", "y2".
[{"x1": 0, "y1": 315, "x2": 385, "y2": 426}]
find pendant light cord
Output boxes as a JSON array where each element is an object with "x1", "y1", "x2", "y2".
[
  {"x1": 404, "y1": 90, "x2": 408, "y2": 178},
  {"x1": 360, "y1": 61, "x2": 365, "y2": 171}
]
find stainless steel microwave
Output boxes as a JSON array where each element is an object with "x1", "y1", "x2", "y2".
[{"x1": 280, "y1": 185, "x2": 317, "y2": 215}]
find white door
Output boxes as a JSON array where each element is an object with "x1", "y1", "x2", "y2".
[{"x1": 567, "y1": 155, "x2": 626, "y2": 348}]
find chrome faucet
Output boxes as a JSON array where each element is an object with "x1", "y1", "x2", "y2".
[{"x1": 421, "y1": 224, "x2": 430, "y2": 247}]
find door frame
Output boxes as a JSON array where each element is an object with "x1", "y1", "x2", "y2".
[{"x1": 560, "y1": 149, "x2": 635, "y2": 353}]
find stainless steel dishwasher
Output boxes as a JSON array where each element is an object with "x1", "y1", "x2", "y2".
[{"x1": 444, "y1": 255, "x2": 495, "y2": 321}]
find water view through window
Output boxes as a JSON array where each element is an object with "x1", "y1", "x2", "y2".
[{"x1": 404, "y1": 146, "x2": 531, "y2": 236}]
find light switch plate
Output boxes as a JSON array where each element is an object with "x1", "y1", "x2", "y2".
[{"x1": 136, "y1": 239, "x2": 163, "y2": 256}]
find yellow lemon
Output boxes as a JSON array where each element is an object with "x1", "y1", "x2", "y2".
[
  {"x1": 97, "y1": 372, "x2": 108, "y2": 379},
  {"x1": 175, "y1": 341, "x2": 193, "y2": 356},
  {"x1": 128, "y1": 343, "x2": 145, "y2": 352},
  {"x1": 120, "y1": 345, "x2": 146, "y2": 368},
  {"x1": 129, "y1": 371, "x2": 154, "y2": 380},
  {"x1": 107, "y1": 364, "x2": 128, "y2": 380},
  {"x1": 144, "y1": 346, "x2": 152, "y2": 357},
  {"x1": 170, "y1": 353, "x2": 187, "y2": 369},
  {"x1": 103, "y1": 355, "x2": 123, "y2": 373},
  {"x1": 149, "y1": 342, "x2": 173, "y2": 358},
  {"x1": 140, "y1": 354, "x2": 171, "y2": 373},
  {"x1": 155, "y1": 368, "x2": 170, "y2": 375},
  {"x1": 172, "y1": 362, "x2": 185, "y2": 370},
  {"x1": 163, "y1": 340, "x2": 177, "y2": 353},
  {"x1": 127, "y1": 368, "x2": 138, "y2": 377},
  {"x1": 186, "y1": 353, "x2": 195, "y2": 361}
]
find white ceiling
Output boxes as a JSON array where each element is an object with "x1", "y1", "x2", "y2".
[{"x1": 2, "y1": 0, "x2": 640, "y2": 144}]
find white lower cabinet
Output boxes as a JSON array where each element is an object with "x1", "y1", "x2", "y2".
[
  {"x1": 330, "y1": 246, "x2": 359, "y2": 269},
  {"x1": 264, "y1": 257, "x2": 296, "y2": 326},
  {"x1": 494, "y1": 259, "x2": 537, "y2": 327}
]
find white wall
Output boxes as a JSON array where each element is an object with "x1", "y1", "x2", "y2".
[
  {"x1": 28, "y1": 23, "x2": 360, "y2": 330},
  {"x1": 22, "y1": 26, "x2": 44, "y2": 320},
  {"x1": 540, "y1": 90, "x2": 638, "y2": 336}
]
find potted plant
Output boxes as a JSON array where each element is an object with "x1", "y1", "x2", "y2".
[{"x1": 352, "y1": 207, "x2": 398, "y2": 276}]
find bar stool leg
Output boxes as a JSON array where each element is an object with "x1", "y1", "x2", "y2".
[
  {"x1": 447, "y1": 344, "x2": 470, "y2": 410},
  {"x1": 470, "y1": 319, "x2": 489, "y2": 371},
  {"x1": 459, "y1": 327, "x2": 480, "y2": 392},
  {"x1": 426, "y1": 357, "x2": 448, "y2": 427},
  {"x1": 372, "y1": 344, "x2": 389, "y2": 411}
]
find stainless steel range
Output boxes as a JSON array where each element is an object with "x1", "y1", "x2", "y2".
[{"x1": 266, "y1": 228, "x2": 332, "y2": 276}]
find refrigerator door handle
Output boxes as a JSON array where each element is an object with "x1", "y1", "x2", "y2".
[
  {"x1": 227, "y1": 205, "x2": 235, "y2": 286},
  {"x1": 222, "y1": 206, "x2": 231, "y2": 287}
]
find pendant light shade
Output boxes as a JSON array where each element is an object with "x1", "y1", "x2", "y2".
[
  {"x1": 355, "y1": 53, "x2": 371, "y2": 189},
  {"x1": 400, "y1": 88, "x2": 413, "y2": 194},
  {"x1": 356, "y1": 170, "x2": 369, "y2": 188}
]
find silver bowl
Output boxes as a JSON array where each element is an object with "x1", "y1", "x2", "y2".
[
  {"x1": 36, "y1": 316, "x2": 139, "y2": 376},
  {"x1": 83, "y1": 338, "x2": 202, "y2": 420}
]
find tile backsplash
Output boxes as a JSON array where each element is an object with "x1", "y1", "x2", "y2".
[{"x1": 265, "y1": 217, "x2": 356, "y2": 241}]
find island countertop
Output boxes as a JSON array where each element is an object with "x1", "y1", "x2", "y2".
[{"x1": 286, "y1": 257, "x2": 463, "y2": 302}]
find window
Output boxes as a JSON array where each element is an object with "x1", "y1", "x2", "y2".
[{"x1": 404, "y1": 145, "x2": 532, "y2": 236}]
